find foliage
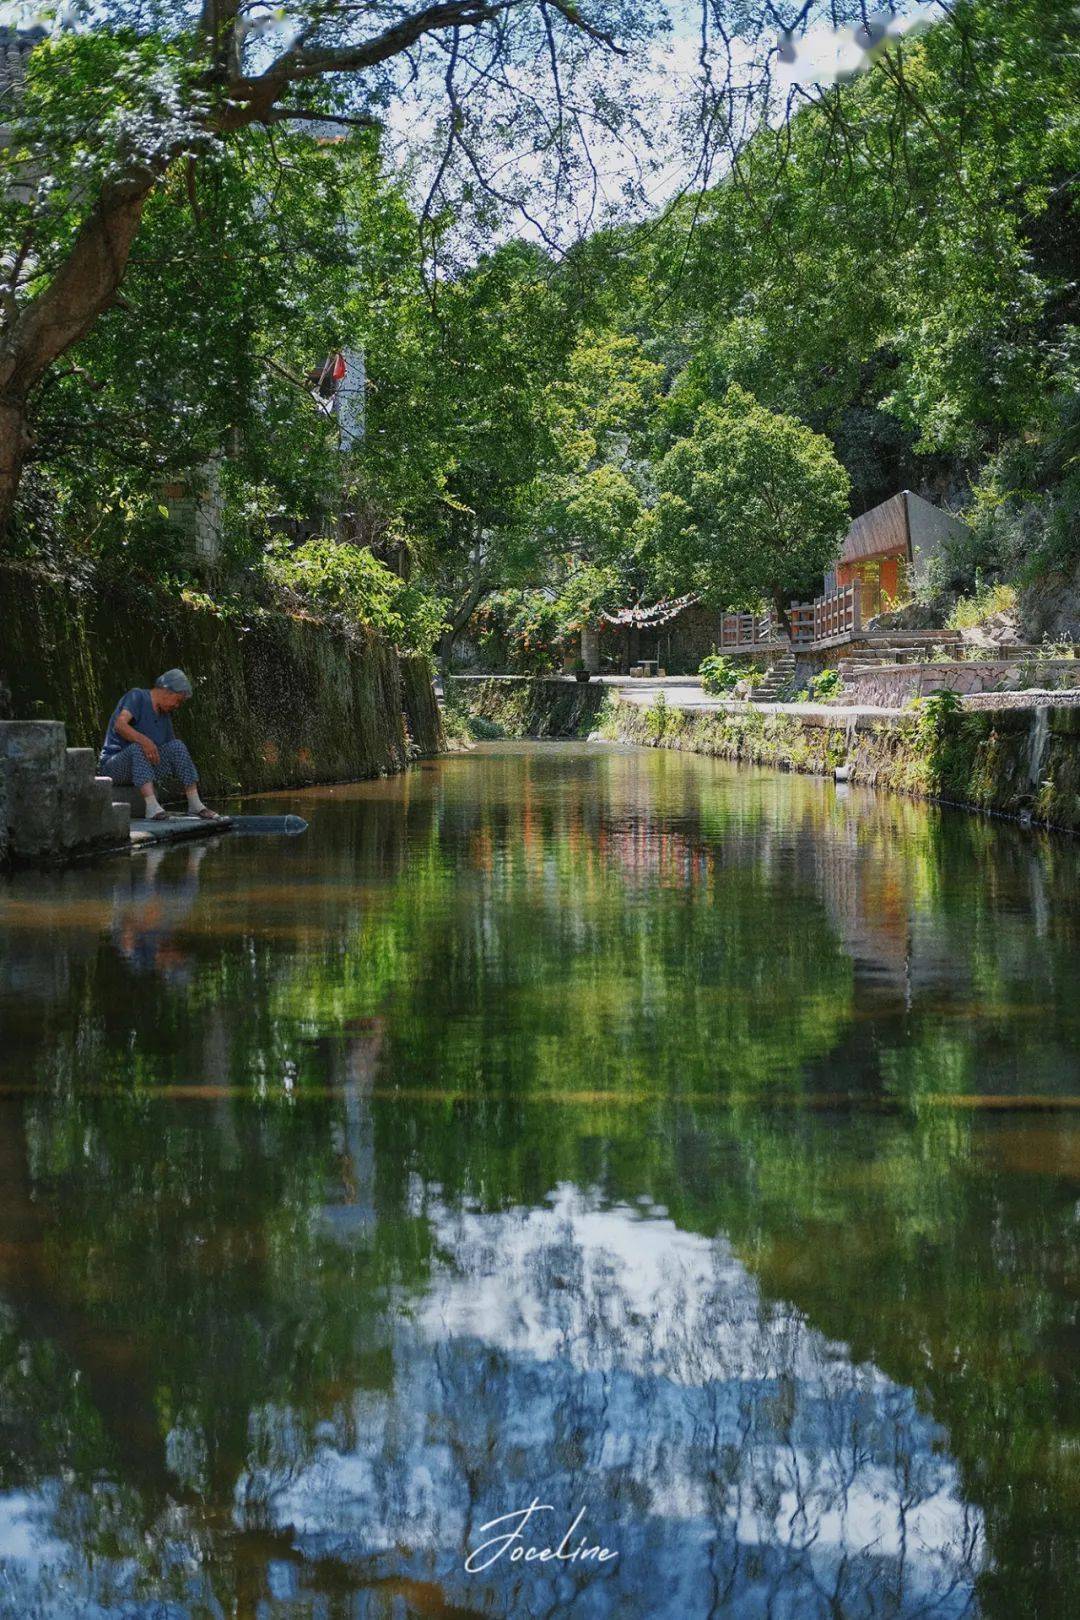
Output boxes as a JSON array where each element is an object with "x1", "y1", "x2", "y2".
[
  {"x1": 957, "y1": 399, "x2": 1080, "y2": 585},
  {"x1": 266, "y1": 538, "x2": 446, "y2": 654},
  {"x1": 409, "y1": 245, "x2": 580, "y2": 663},
  {"x1": 643, "y1": 689, "x2": 673, "y2": 741},
  {"x1": 651, "y1": 0, "x2": 1080, "y2": 458},
  {"x1": 12, "y1": 125, "x2": 434, "y2": 567},
  {"x1": 946, "y1": 582, "x2": 1017, "y2": 631},
  {"x1": 555, "y1": 563, "x2": 622, "y2": 632},
  {"x1": 467, "y1": 589, "x2": 566, "y2": 674},
  {"x1": 698, "y1": 654, "x2": 742, "y2": 695},
  {"x1": 910, "y1": 688, "x2": 964, "y2": 746},
  {"x1": 805, "y1": 668, "x2": 845, "y2": 702},
  {"x1": 6, "y1": 0, "x2": 1080, "y2": 653},
  {"x1": 641, "y1": 385, "x2": 851, "y2": 610}
]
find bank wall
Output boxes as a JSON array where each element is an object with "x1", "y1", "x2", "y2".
[
  {"x1": 612, "y1": 696, "x2": 1080, "y2": 832},
  {"x1": 0, "y1": 564, "x2": 443, "y2": 795},
  {"x1": 839, "y1": 660, "x2": 1080, "y2": 708},
  {"x1": 449, "y1": 675, "x2": 607, "y2": 738}
]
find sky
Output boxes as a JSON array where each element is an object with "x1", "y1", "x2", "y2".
[{"x1": 0, "y1": 1, "x2": 949, "y2": 246}]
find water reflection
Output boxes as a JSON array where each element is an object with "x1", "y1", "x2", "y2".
[{"x1": 0, "y1": 742, "x2": 1078, "y2": 1616}]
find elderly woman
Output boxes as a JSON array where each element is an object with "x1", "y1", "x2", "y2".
[{"x1": 99, "y1": 669, "x2": 223, "y2": 822}]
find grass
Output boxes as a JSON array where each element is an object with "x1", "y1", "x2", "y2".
[{"x1": 946, "y1": 582, "x2": 1017, "y2": 631}]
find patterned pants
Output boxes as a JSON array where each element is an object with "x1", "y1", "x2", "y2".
[{"x1": 100, "y1": 738, "x2": 199, "y2": 791}]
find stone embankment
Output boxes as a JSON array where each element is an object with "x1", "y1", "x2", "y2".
[
  {"x1": 451, "y1": 673, "x2": 1080, "y2": 833},
  {"x1": 449, "y1": 674, "x2": 608, "y2": 737},
  {"x1": 0, "y1": 564, "x2": 444, "y2": 865},
  {"x1": 612, "y1": 689, "x2": 1080, "y2": 833},
  {"x1": 838, "y1": 658, "x2": 1080, "y2": 708},
  {"x1": 0, "y1": 564, "x2": 443, "y2": 865}
]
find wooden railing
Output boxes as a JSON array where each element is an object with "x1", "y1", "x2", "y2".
[
  {"x1": 789, "y1": 582, "x2": 862, "y2": 647},
  {"x1": 720, "y1": 610, "x2": 775, "y2": 648}
]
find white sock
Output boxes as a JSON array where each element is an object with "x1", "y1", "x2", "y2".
[
  {"x1": 143, "y1": 792, "x2": 163, "y2": 818},
  {"x1": 185, "y1": 787, "x2": 205, "y2": 814}
]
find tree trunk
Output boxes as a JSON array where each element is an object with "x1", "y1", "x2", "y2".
[
  {"x1": 437, "y1": 625, "x2": 457, "y2": 685},
  {"x1": 0, "y1": 398, "x2": 31, "y2": 533},
  {"x1": 0, "y1": 174, "x2": 155, "y2": 532},
  {"x1": 438, "y1": 569, "x2": 489, "y2": 682}
]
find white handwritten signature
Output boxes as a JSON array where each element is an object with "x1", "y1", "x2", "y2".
[{"x1": 464, "y1": 1500, "x2": 619, "y2": 1574}]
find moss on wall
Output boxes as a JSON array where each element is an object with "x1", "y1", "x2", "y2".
[
  {"x1": 449, "y1": 676, "x2": 607, "y2": 739},
  {"x1": 0, "y1": 563, "x2": 443, "y2": 794},
  {"x1": 611, "y1": 695, "x2": 1080, "y2": 833}
]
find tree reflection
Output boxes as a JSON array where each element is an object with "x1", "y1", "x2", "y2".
[{"x1": 0, "y1": 744, "x2": 1077, "y2": 1615}]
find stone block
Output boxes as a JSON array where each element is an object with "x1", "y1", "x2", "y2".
[
  {"x1": 104, "y1": 795, "x2": 131, "y2": 841},
  {"x1": 0, "y1": 719, "x2": 66, "y2": 859},
  {"x1": 58, "y1": 750, "x2": 134, "y2": 852}
]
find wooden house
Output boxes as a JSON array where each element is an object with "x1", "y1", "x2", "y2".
[{"x1": 824, "y1": 491, "x2": 968, "y2": 618}]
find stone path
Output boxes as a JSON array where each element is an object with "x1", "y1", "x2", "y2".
[{"x1": 611, "y1": 677, "x2": 904, "y2": 722}]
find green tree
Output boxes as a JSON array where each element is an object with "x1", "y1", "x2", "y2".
[
  {"x1": 410, "y1": 245, "x2": 577, "y2": 672},
  {"x1": 529, "y1": 329, "x2": 662, "y2": 638},
  {"x1": 22, "y1": 127, "x2": 413, "y2": 566},
  {"x1": 642, "y1": 384, "x2": 850, "y2": 617},
  {"x1": 0, "y1": 0, "x2": 672, "y2": 535}
]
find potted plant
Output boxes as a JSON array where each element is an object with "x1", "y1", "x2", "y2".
[{"x1": 570, "y1": 657, "x2": 592, "y2": 683}]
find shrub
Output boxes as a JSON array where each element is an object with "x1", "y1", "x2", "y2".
[
  {"x1": 265, "y1": 538, "x2": 446, "y2": 653},
  {"x1": 910, "y1": 687, "x2": 963, "y2": 744},
  {"x1": 699, "y1": 653, "x2": 741, "y2": 694},
  {"x1": 807, "y1": 667, "x2": 844, "y2": 701},
  {"x1": 946, "y1": 581, "x2": 1017, "y2": 631},
  {"x1": 644, "y1": 690, "x2": 671, "y2": 741}
]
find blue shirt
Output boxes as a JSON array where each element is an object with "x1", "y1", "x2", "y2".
[{"x1": 100, "y1": 688, "x2": 175, "y2": 763}]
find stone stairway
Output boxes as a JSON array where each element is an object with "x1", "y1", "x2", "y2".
[
  {"x1": 62, "y1": 748, "x2": 132, "y2": 849},
  {"x1": 840, "y1": 631, "x2": 963, "y2": 662},
  {"x1": 1, "y1": 721, "x2": 131, "y2": 865},
  {"x1": 754, "y1": 648, "x2": 797, "y2": 702}
]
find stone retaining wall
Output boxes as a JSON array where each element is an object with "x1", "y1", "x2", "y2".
[
  {"x1": 611, "y1": 694, "x2": 1080, "y2": 833},
  {"x1": 0, "y1": 563, "x2": 443, "y2": 800},
  {"x1": 449, "y1": 675, "x2": 608, "y2": 738},
  {"x1": 841, "y1": 660, "x2": 1080, "y2": 708}
]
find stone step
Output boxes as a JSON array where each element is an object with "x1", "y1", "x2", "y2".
[
  {"x1": 60, "y1": 747, "x2": 133, "y2": 850},
  {"x1": 863, "y1": 631, "x2": 963, "y2": 643}
]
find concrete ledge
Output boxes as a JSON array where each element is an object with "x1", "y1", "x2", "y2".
[
  {"x1": 841, "y1": 659, "x2": 1080, "y2": 707},
  {"x1": 130, "y1": 815, "x2": 233, "y2": 847}
]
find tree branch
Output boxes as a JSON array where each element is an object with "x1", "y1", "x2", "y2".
[
  {"x1": 246, "y1": 0, "x2": 510, "y2": 96},
  {"x1": 264, "y1": 106, "x2": 382, "y2": 131}
]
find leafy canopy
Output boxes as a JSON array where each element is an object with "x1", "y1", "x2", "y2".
[{"x1": 642, "y1": 385, "x2": 851, "y2": 609}]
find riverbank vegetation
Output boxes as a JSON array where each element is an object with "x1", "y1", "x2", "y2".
[{"x1": 1, "y1": 2, "x2": 1077, "y2": 666}]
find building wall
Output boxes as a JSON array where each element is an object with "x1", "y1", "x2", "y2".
[
  {"x1": 836, "y1": 555, "x2": 905, "y2": 616},
  {"x1": 905, "y1": 491, "x2": 968, "y2": 583}
]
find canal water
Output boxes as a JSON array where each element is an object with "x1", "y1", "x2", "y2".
[{"x1": 0, "y1": 741, "x2": 1078, "y2": 1618}]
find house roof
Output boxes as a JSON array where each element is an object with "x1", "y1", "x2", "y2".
[
  {"x1": 839, "y1": 492, "x2": 911, "y2": 566},
  {"x1": 839, "y1": 490, "x2": 969, "y2": 570}
]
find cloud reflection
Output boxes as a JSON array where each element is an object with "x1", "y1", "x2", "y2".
[{"x1": 243, "y1": 1187, "x2": 984, "y2": 1617}]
